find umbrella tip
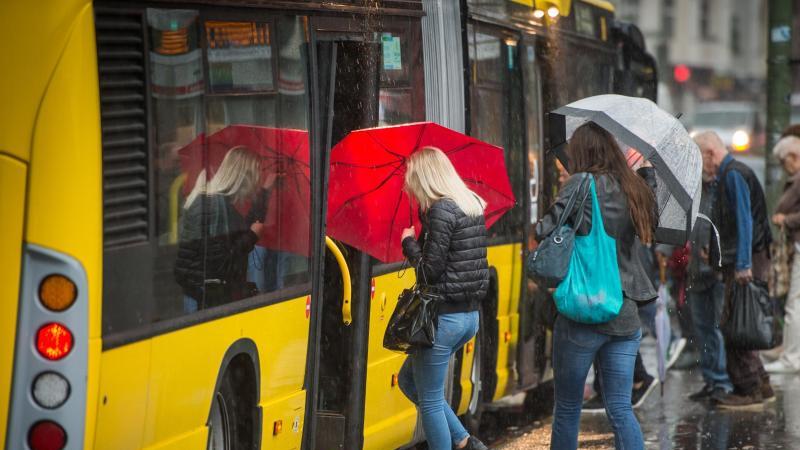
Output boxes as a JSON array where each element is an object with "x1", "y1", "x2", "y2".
[{"x1": 675, "y1": 112, "x2": 684, "y2": 120}]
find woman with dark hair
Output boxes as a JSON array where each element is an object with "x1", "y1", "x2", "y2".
[{"x1": 537, "y1": 122, "x2": 657, "y2": 450}]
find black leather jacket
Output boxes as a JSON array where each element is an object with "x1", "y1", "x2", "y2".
[
  {"x1": 536, "y1": 169, "x2": 658, "y2": 303},
  {"x1": 402, "y1": 198, "x2": 489, "y2": 314}
]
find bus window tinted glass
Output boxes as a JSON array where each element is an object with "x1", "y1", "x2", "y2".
[{"x1": 103, "y1": 10, "x2": 311, "y2": 336}]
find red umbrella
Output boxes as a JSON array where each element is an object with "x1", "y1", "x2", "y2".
[
  {"x1": 327, "y1": 122, "x2": 516, "y2": 263},
  {"x1": 178, "y1": 125, "x2": 311, "y2": 256}
]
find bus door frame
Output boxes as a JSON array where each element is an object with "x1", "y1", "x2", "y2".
[
  {"x1": 517, "y1": 35, "x2": 548, "y2": 390},
  {"x1": 304, "y1": 21, "x2": 380, "y2": 450}
]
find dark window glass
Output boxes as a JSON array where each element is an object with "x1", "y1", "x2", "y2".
[{"x1": 103, "y1": 10, "x2": 311, "y2": 335}]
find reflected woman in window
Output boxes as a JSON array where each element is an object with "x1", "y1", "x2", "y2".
[
  {"x1": 175, "y1": 146, "x2": 275, "y2": 313},
  {"x1": 398, "y1": 147, "x2": 490, "y2": 450}
]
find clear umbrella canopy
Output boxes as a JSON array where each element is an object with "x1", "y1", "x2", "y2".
[{"x1": 549, "y1": 94, "x2": 703, "y2": 245}]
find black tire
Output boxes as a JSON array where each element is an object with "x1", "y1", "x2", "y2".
[{"x1": 208, "y1": 364, "x2": 257, "y2": 450}]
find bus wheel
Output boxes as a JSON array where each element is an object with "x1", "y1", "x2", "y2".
[{"x1": 208, "y1": 361, "x2": 257, "y2": 450}]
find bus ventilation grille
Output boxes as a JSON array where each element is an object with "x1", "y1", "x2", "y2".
[{"x1": 96, "y1": 9, "x2": 150, "y2": 248}]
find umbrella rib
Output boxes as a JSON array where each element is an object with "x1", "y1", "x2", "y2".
[
  {"x1": 329, "y1": 164, "x2": 405, "y2": 219},
  {"x1": 365, "y1": 132, "x2": 408, "y2": 160},
  {"x1": 387, "y1": 187, "x2": 406, "y2": 257},
  {"x1": 330, "y1": 160, "x2": 402, "y2": 169}
]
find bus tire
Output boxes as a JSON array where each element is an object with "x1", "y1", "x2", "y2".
[{"x1": 208, "y1": 356, "x2": 258, "y2": 450}]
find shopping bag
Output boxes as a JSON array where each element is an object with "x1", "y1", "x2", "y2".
[
  {"x1": 723, "y1": 281, "x2": 778, "y2": 350},
  {"x1": 553, "y1": 176, "x2": 623, "y2": 324},
  {"x1": 383, "y1": 283, "x2": 441, "y2": 353}
]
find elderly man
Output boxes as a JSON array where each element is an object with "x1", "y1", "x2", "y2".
[
  {"x1": 694, "y1": 131, "x2": 774, "y2": 409},
  {"x1": 765, "y1": 135, "x2": 800, "y2": 373}
]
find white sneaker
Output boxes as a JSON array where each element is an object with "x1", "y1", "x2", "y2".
[
  {"x1": 764, "y1": 360, "x2": 800, "y2": 374},
  {"x1": 665, "y1": 338, "x2": 687, "y2": 370}
]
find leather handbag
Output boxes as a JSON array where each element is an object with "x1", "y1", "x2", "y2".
[
  {"x1": 526, "y1": 174, "x2": 591, "y2": 288},
  {"x1": 383, "y1": 263, "x2": 442, "y2": 353}
]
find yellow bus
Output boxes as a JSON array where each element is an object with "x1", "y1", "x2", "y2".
[{"x1": 1, "y1": 1, "x2": 654, "y2": 449}]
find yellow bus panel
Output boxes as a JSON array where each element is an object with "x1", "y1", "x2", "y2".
[
  {"x1": 486, "y1": 243, "x2": 522, "y2": 401},
  {"x1": 0, "y1": 0, "x2": 92, "y2": 162},
  {"x1": 363, "y1": 269, "x2": 417, "y2": 450},
  {"x1": 0, "y1": 154, "x2": 26, "y2": 446}
]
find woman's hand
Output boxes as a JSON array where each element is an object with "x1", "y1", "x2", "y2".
[
  {"x1": 401, "y1": 226, "x2": 416, "y2": 242},
  {"x1": 773, "y1": 213, "x2": 786, "y2": 226},
  {"x1": 250, "y1": 221, "x2": 265, "y2": 236},
  {"x1": 262, "y1": 173, "x2": 278, "y2": 190}
]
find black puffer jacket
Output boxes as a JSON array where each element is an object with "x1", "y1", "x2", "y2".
[
  {"x1": 174, "y1": 190, "x2": 267, "y2": 305},
  {"x1": 402, "y1": 198, "x2": 489, "y2": 314}
]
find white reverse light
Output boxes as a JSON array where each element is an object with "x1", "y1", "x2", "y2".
[{"x1": 32, "y1": 372, "x2": 70, "y2": 409}]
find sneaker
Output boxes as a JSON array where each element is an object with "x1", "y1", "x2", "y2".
[
  {"x1": 631, "y1": 376, "x2": 658, "y2": 409},
  {"x1": 762, "y1": 383, "x2": 776, "y2": 404},
  {"x1": 764, "y1": 360, "x2": 800, "y2": 374},
  {"x1": 688, "y1": 384, "x2": 714, "y2": 401},
  {"x1": 665, "y1": 338, "x2": 688, "y2": 370},
  {"x1": 460, "y1": 436, "x2": 488, "y2": 450},
  {"x1": 714, "y1": 391, "x2": 764, "y2": 410},
  {"x1": 581, "y1": 395, "x2": 606, "y2": 414}
]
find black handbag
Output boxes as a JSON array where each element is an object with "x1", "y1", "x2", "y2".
[
  {"x1": 383, "y1": 264, "x2": 442, "y2": 353},
  {"x1": 722, "y1": 281, "x2": 778, "y2": 350},
  {"x1": 526, "y1": 174, "x2": 591, "y2": 288}
]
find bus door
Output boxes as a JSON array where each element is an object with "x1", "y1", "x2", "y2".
[
  {"x1": 517, "y1": 40, "x2": 551, "y2": 389},
  {"x1": 304, "y1": 29, "x2": 380, "y2": 450}
]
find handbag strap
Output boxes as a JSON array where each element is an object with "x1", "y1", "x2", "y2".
[
  {"x1": 572, "y1": 174, "x2": 593, "y2": 232},
  {"x1": 556, "y1": 173, "x2": 591, "y2": 231}
]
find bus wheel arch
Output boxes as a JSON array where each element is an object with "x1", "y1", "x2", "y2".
[{"x1": 207, "y1": 338, "x2": 262, "y2": 450}]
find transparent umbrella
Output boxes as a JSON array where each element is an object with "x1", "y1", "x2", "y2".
[{"x1": 549, "y1": 94, "x2": 703, "y2": 245}]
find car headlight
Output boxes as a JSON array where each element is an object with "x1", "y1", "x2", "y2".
[{"x1": 732, "y1": 130, "x2": 750, "y2": 151}]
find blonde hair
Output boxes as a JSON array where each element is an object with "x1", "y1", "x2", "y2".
[
  {"x1": 774, "y1": 135, "x2": 800, "y2": 161},
  {"x1": 404, "y1": 146, "x2": 486, "y2": 217},
  {"x1": 184, "y1": 146, "x2": 261, "y2": 208}
]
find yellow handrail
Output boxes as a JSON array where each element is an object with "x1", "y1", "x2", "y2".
[
  {"x1": 169, "y1": 173, "x2": 187, "y2": 244},
  {"x1": 325, "y1": 237, "x2": 353, "y2": 326}
]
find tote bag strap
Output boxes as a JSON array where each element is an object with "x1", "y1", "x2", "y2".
[
  {"x1": 556, "y1": 173, "x2": 591, "y2": 230},
  {"x1": 586, "y1": 177, "x2": 607, "y2": 237}
]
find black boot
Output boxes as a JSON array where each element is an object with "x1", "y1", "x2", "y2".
[{"x1": 459, "y1": 436, "x2": 488, "y2": 450}]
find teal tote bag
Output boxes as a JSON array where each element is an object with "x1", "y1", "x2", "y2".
[{"x1": 554, "y1": 176, "x2": 623, "y2": 324}]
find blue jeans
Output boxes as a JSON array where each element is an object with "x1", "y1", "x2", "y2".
[
  {"x1": 688, "y1": 281, "x2": 733, "y2": 392},
  {"x1": 552, "y1": 316, "x2": 643, "y2": 450},
  {"x1": 398, "y1": 311, "x2": 479, "y2": 450}
]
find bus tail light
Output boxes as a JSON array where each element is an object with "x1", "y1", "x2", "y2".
[
  {"x1": 32, "y1": 372, "x2": 70, "y2": 409},
  {"x1": 28, "y1": 420, "x2": 66, "y2": 450},
  {"x1": 39, "y1": 274, "x2": 77, "y2": 311},
  {"x1": 36, "y1": 323, "x2": 73, "y2": 361}
]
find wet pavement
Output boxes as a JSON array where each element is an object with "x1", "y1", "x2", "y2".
[{"x1": 489, "y1": 338, "x2": 800, "y2": 449}]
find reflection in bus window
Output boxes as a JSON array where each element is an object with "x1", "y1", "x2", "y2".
[
  {"x1": 175, "y1": 147, "x2": 271, "y2": 311},
  {"x1": 102, "y1": 10, "x2": 312, "y2": 335},
  {"x1": 207, "y1": 21, "x2": 274, "y2": 93}
]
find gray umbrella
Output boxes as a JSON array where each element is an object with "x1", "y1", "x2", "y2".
[{"x1": 549, "y1": 94, "x2": 702, "y2": 245}]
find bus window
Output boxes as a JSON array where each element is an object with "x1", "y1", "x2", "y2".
[
  {"x1": 378, "y1": 22, "x2": 424, "y2": 126},
  {"x1": 102, "y1": 10, "x2": 311, "y2": 338}
]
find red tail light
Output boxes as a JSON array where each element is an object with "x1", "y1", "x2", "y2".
[
  {"x1": 28, "y1": 420, "x2": 66, "y2": 450},
  {"x1": 36, "y1": 323, "x2": 73, "y2": 361}
]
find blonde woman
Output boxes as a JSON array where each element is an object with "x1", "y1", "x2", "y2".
[
  {"x1": 174, "y1": 146, "x2": 275, "y2": 312},
  {"x1": 397, "y1": 147, "x2": 490, "y2": 450}
]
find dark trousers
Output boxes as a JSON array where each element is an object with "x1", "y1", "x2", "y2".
[{"x1": 722, "y1": 251, "x2": 771, "y2": 395}]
